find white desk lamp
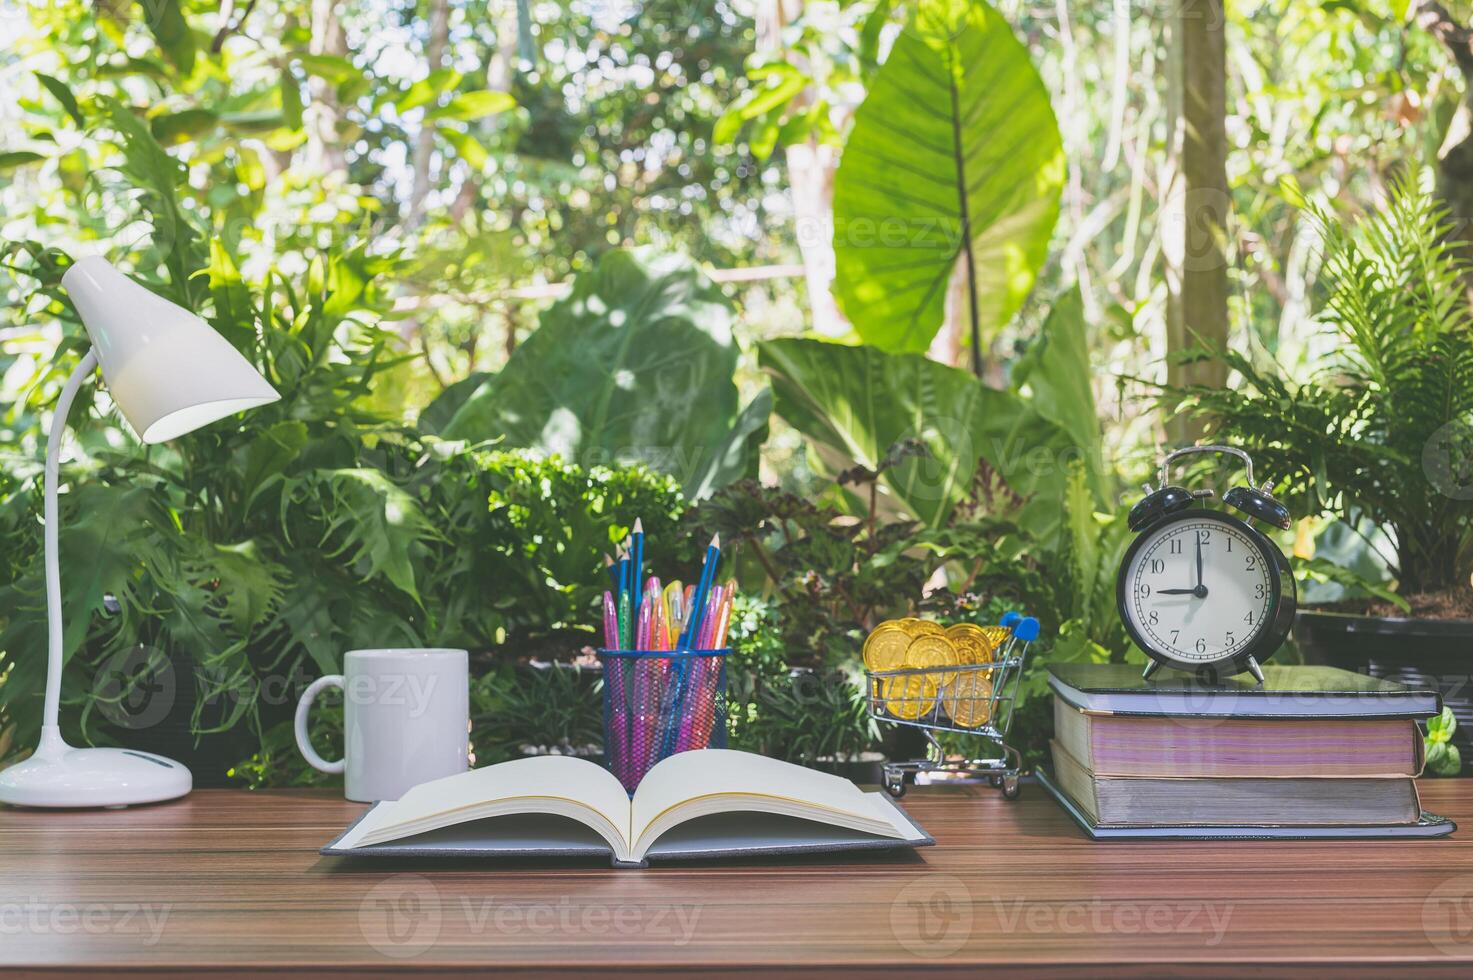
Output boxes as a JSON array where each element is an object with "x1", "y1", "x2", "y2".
[{"x1": 0, "y1": 256, "x2": 279, "y2": 808}]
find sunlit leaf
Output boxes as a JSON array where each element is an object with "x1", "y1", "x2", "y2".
[
  {"x1": 832, "y1": 0, "x2": 1064, "y2": 352},
  {"x1": 150, "y1": 108, "x2": 218, "y2": 144},
  {"x1": 35, "y1": 73, "x2": 83, "y2": 127},
  {"x1": 0, "y1": 151, "x2": 45, "y2": 171},
  {"x1": 441, "y1": 248, "x2": 747, "y2": 495},
  {"x1": 427, "y1": 90, "x2": 516, "y2": 121},
  {"x1": 136, "y1": 0, "x2": 195, "y2": 75},
  {"x1": 397, "y1": 68, "x2": 463, "y2": 112}
]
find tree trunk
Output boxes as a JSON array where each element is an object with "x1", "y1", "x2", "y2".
[
  {"x1": 1161, "y1": 0, "x2": 1230, "y2": 442},
  {"x1": 1419, "y1": 3, "x2": 1473, "y2": 282},
  {"x1": 758, "y1": 0, "x2": 850, "y2": 337},
  {"x1": 408, "y1": 0, "x2": 453, "y2": 230},
  {"x1": 306, "y1": 0, "x2": 349, "y2": 177}
]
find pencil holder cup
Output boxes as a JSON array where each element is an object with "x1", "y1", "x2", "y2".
[{"x1": 598, "y1": 649, "x2": 729, "y2": 794}]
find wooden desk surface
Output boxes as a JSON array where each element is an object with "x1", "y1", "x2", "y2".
[{"x1": 2, "y1": 781, "x2": 1471, "y2": 977}]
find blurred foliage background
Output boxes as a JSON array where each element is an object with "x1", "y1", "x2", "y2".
[{"x1": 1, "y1": 0, "x2": 1468, "y2": 783}]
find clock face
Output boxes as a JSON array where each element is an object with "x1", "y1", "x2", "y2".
[{"x1": 1120, "y1": 513, "x2": 1278, "y2": 665}]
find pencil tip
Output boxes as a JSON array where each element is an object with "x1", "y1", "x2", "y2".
[
  {"x1": 710, "y1": 533, "x2": 720, "y2": 548},
  {"x1": 633, "y1": 517, "x2": 643, "y2": 532},
  {"x1": 604, "y1": 554, "x2": 614, "y2": 566}
]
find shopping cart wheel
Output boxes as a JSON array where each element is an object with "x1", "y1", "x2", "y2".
[
  {"x1": 988, "y1": 775, "x2": 1003, "y2": 788},
  {"x1": 883, "y1": 770, "x2": 908, "y2": 799},
  {"x1": 1001, "y1": 777, "x2": 1021, "y2": 800}
]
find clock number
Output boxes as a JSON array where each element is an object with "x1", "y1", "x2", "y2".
[
  {"x1": 1197, "y1": 529, "x2": 1211, "y2": 544},
  {"x1": 1169, "y1": 538, "x2": 1183, "y2": 555},
  {"x1": 1195, "y1": 637, "x2": 1207, "y2": 654},
  {"x1": 1225, "y1": 630, "x2": 1235, "y2": 646},
  {"x1": 1254, "y1": 582, "x2": 1268, "y2": 599},
  {"x1": 1170, "y1": 630, "x2": 1180, "y2": 644},
  {"x1": 1226, "y1": 537, "x2": 1233, "y2": 553},
  {"x1": 1245, "y1": 554, "x2": 1256, "y2": 571},
  {"x1": 1149, "y1": 558, "x2": 1165, "y2": 574},
  {"x1": 1148, "y1": 610, "x2": 1160, "y2": 626},
  {"x1": 1137, "y1": 583, "x2": 1152, "y2": 599},
  {"x1": 1243, "y1": 610, "x2": 1255, "y2": 625}
]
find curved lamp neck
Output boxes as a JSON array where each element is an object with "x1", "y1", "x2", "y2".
[{"x1": 42, "y1": 347, "x2": 99, "y2": 738}]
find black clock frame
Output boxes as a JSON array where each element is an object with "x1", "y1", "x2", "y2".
[{"x1": 1116, "y1": 507, "x2": 1296, "y2": 682}]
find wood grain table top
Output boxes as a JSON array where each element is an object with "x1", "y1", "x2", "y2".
[{"x1": 2, "y1": 780, "x2": 1472, "y2": 977}]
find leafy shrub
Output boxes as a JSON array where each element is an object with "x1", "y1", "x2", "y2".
[{"x1": 1167, "y1": 172, "x2": 1473, "y2": 599}]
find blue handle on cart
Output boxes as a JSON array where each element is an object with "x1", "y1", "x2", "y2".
[
  {"x1": 1014, "y1": 616, "x2": 1041, "y2": 642},
  {"x1": 999, "y1": 611, "x2": 1022, "y2": 628}
]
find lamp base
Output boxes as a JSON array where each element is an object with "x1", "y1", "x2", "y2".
[{"x1": 0, "y1": 726, "x2": 192, "y2": 808}]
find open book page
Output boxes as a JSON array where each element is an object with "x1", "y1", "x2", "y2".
[
  {"x1": 629, "y1": 749, "x2": 914, "y2": 858},
  {"x1": 332, "y1": 756, "x2": 634, "y2": 858}
]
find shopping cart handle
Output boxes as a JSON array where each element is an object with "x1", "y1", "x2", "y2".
[
  {"x1": 1014, "y1": 616, "x2": 1041, "y2": 642},
  {"x1": 999, "y1": 611, "x2": 1022, "y2": 628}
]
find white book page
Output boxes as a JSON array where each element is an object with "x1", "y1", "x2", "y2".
[
  {"x1": 629, "y1": 749, "x2": 899, "y2": 851},
  {"x1": 334, "y1": 756, "x2": 633, "y2": 851}
]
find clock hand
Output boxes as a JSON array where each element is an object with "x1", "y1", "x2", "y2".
[
  {"x1": 1156, "y1": 588, "x2": 1198, "y2": 595},
  {"x1": 1195, "y1": 536, "x2": 1203, "y2": 589}
]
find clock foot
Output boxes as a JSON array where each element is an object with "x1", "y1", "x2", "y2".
[
  {"x1": 1141, "y1": 661, "x2": 1162, "y2": 681},
  {"x1": 1245, "y1": 655, "x2": 1265, "y2": 686}
]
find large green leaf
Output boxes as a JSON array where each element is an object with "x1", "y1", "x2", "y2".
[
  {"x1": 1010, "y1": 287, "x2": 1107, "y2": 505},
  {"x1": 441, "y1": 249, "x2": 746, "y2": 495},
  {"x1": 832, "y1": 0, "x2": 1064, "y2": 353},
  {"x1": 136, "y1": 0, "x2": 195, "y2": 76},
  {"x1": 758, "y1": 338, "x2": 1077, "y2": 529}
]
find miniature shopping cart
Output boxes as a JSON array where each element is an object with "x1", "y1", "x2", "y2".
[{"x1": 866, "y1": 612, "x2": 1041, "y2": 800}]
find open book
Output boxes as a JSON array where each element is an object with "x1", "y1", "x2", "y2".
[{"x1": 323, "y1": 749, "x2": 931, "y2": 867}]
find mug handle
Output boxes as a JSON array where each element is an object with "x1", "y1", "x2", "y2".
[{"x1": 295, "y1": 675, "x2": 346, "y2": 774}]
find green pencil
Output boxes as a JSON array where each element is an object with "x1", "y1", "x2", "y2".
[{"x1": 617, "y1": 587, "x2": 632, "y2": 651}]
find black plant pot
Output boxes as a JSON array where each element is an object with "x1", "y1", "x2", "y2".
[
  {"x1": 810, "y1": 753, "x2": 887, "y2": 786},
  {"x1": 99, "y1": 648, "x2": 298, "y2": 788},
  {"x1": 1293, "y1": 610, "x2": 1473, "y2": 774}
]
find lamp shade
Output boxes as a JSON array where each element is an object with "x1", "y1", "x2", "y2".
[{"x1": 61, "y1": 256, "x2": 279, "y2": 443}]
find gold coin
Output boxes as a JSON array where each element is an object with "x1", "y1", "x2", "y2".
[
  {"x1": 979, "y1": 625, "x2": 1011, "y2": 649},
  {"x1": 882, "y1": 673, "x2": 929, "y2": 719},
  {"x1": 905, "y1": 619, "x2": 945, "y2": 636},
  {"x1": 948, "y1": 633, "x2": 994, "y2": 667},
  {"x1": 906, "y1": 634, "x2": 959, "y2": 702},
  {"x1": 863, "y1": 624, "x2": 912, "y2": 672},
  {"x1": 945, "y1": 624, "x2": 995, "y2": 664},
  {"x1": 943, "y1": 667, "x2": 994, "y2": 728}
]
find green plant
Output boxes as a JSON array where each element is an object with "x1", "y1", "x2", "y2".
[
  {"x1": 1425, "y1": 706, "x2": 1462, "y2": 777},
  {"x1": 831, "y1": 0, "x2": 1065, "y2": 368},
  {"x1": 1168, "y1": 172, "x2": 1473, "y2": 600},
  {"x1": 430, "y1": 248, "x2": 770, "y2": 498},
  {"x1": 470, "y1": 661, "x2": 604, "y2": 766},
  {"x1": 739, "y1": 668, "x2": 880, "y2": 766}
]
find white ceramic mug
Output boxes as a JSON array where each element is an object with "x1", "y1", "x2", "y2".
[{"x1": 295, "y1": 648, "x2": 470, "y2": 802}]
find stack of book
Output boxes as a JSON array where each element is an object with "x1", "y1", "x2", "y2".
[{"x1": 1040, "y1": 663, "x2": 1454, "y2": 839}]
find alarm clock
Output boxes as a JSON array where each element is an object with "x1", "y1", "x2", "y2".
[{"x1": 1116, "y1": 445, "x2": 1296, "y2": 684}]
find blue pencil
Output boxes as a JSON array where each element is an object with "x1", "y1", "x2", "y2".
[
  {"x1": 665, "y1": 534, "x2": 721, "y2": 757},
  {"x1": 679, "y1": 534, "x2": 721, "y2": 650}
]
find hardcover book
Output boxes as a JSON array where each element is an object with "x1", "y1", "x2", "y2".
[
  {"x1": 1049, "y1": 740, "x2": 1422, "y2": 826},
  {"x1": 322, "y1": 749, "x2": 932, "y2": 868},
  {"x1": 1052, "y1": 698, "x2": 1425, "y2": 778},
  {"x1": 1048, "y1": 663, "x2": 1441, "y2": 719},
  {"x1": 1038, "y1": 768, "x2": 1456, "y2": 840}
]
